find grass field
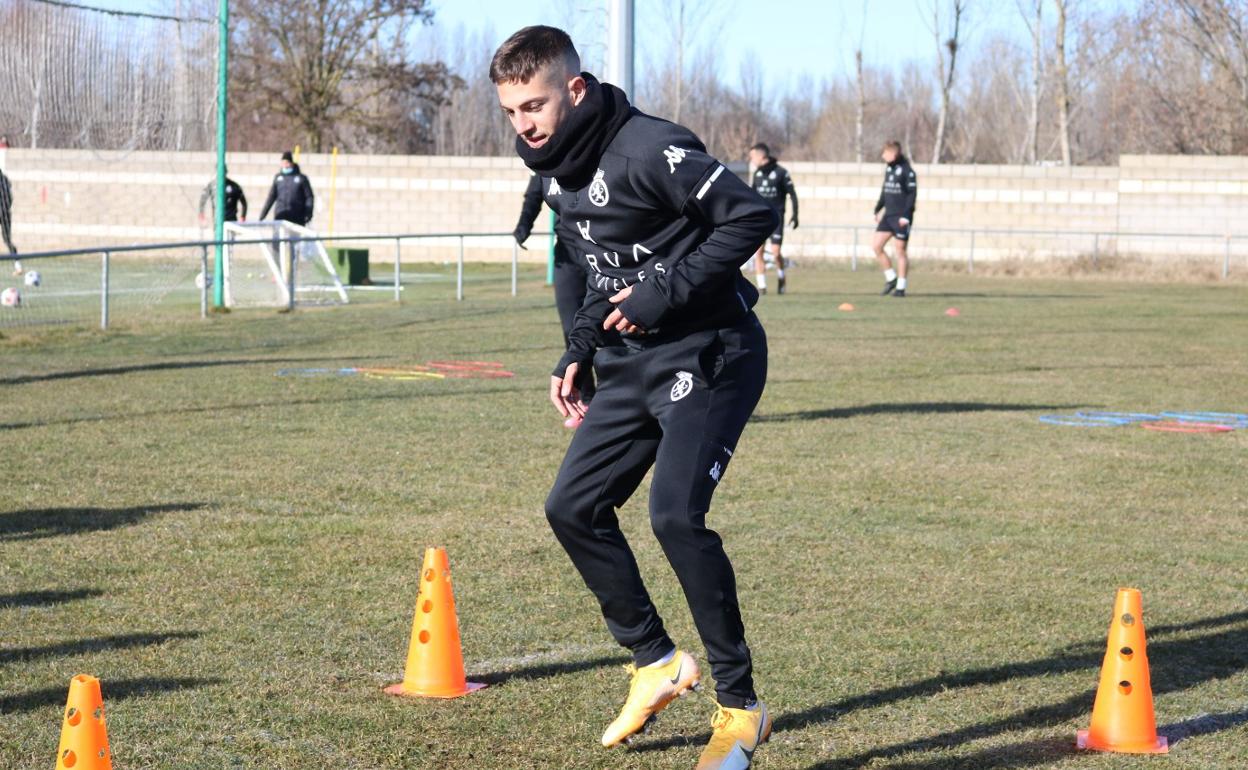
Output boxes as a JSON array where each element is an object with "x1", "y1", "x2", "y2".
[{"x1": 2, "y1": 265, "x2": 1246, "y2": 769}]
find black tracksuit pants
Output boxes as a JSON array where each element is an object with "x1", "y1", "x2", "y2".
[{"x1": 544, "y1": 312, "x2": 767, "y2": 708}]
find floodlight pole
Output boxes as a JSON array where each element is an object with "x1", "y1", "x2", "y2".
[
  {"x1": 606, "y1": 0, "x2": 635, "y2": 98},
  {"x1": 213, "y1": 0, "x2": 229, "y2": 308}
]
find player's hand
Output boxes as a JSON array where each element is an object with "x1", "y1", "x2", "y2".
[
  {"x1": 789, "y1": 215, "x2": 799, "y2": 229},
  {"x1": 550, "y1": 363, "x2": 587, "y2": 420},
  {"x1": 604, "y1": 286, "x2": 641, "y2": 334},
  {"x1": 899, "y1": 218, "x2": 910, "y2": 227},
  {"x1": 239, "y1": 215, "x2": 247, "y2": 222},
  {"x1": 513, "y1": 224, "x2": 531, "y2": 249},
  {"x1": 198, "y1": 213, "x2": 207, "y2": 226},
  {"x1": 874, "y1": 211, "x2": 882, "y2": 224}
]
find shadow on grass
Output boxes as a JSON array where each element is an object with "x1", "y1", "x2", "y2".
[
  {"x1": 629, "y1": 610, "x2": 1248, "y2": 766},
  {"x1": 0, "y1": 588, "x2": 104, "y2": 609},
  {"x1": 0, "y1": 631, "x2": 200, "y2": 664},
  {"x1": 752, "y1": 402, "x2": 1085, "y2": 423},
  {"x1": 0, "y1": 356, "x2": 382, "y2": 386},
  {"x1": 0, "y1": 388, "x2": 528, "y2": 431},
  {"x1": 476, "y1": 654, "x2": 626, "y2": 686},
  {"x1": 0, "y1": 502, "x2": 205, "y2": 541},
  {"x1": 0, "y1": 676, "x2": 223, "y2": 714}
]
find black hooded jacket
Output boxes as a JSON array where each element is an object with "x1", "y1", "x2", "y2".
[
  {"x1": 260, "y1": 165, "x2": 314, "y2": 225},
  {"x1": 874, "y1": 155, "x2": 917, "y2": 220},
  {"x1": 517, "y1": 76, "x2": 778, "y2": 377}
]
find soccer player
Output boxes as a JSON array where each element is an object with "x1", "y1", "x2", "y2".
[
  {"x1": 873, "y1": 140, "x2": 917, "y2": 297},
  {"x1": 259, "y1": 151, "x2": 314, "y2": 225},
  {"x1": 746, "y1": 143, "x2": 798, "y2": 295},
  {"x1": 0, "y1": 168, "x2": 18, "y2": 274},
  {"x1": 492, "y1": 26, "x2": 775, "y2": 769},
  {"x1": 514, "y1": 171, "x2": 595, "y2": 417},
  {"x1": 198, "y1": 167, "x2": 248, "y2": 225}
]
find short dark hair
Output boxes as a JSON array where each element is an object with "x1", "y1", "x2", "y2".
[
  {"x1": 883, "y1": 140, "x2": 902, "y2": 153},
  {"x1": 750, "y1": 142, "x2": 771, "y2": 157},
  {"x1": 490, "y1": 26, "x2": 581, "y2": 85}
]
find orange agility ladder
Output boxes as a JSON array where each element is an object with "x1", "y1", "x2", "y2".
[
  {"x1": 384, "y1": 547, "x2": 486, "y2": 699},
  {"x1": 1077, "y1": 588, "x2": 1169, "y2": 754},
  {"x1": 55, "y1": 674, "x2": 112, "y2": 769}
]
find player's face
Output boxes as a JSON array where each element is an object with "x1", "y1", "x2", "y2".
[
  {"x1": 747, "y1": 148, "x2": 766, "y2": 167},
  {"x1": 881, "y1": 147, "x2": 898, "y2": 164},
  {"x1": 497, "y1": 65, "x2": 587, "y2": 150}
]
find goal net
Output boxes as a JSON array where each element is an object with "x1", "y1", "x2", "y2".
[{"x1": 222, "y1": 221, "x2": 349, "y2": 308}]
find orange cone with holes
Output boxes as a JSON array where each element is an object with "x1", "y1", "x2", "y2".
[
  {"x1": 1077, "y1": 588, "x2": 1169, "y2": 754},
  {"x1": 384, "y1": 547, "x2": 485, "y2": 699},
  {"x1": 55, "y1": 674, "x2": 112, "y2": 769}
]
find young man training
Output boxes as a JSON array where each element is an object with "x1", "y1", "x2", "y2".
[
  {"x1": 872, "y1": 140, "x2": 917, "y2": 297},
  {"x1": 492, "y1": 26, "x2": 776, "y2": 769},
  {"x1": 746, "y1": 143, "x2": 798, "y2": 295}
]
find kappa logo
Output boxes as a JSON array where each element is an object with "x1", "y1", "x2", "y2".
[
  {"x1": 576, "y1": 220, "x2": 596, "y2": 244},
  {"x1": 670, "y1": 370, "x2": 694, "y2": 401},
  {"x1": 709, "y1": 461, "x2": 722, "y2": 482},
  {"x1": 664, "y1": 145, "x2": 688, "y2": 174},
  {"x1": 588, "y1": 169, "x2": 609, "y2": 207},
  {"x1": 548, "y1": 177, "x2": 562, "y2": 195}
]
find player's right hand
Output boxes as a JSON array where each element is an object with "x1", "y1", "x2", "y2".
[
  {"x1": 874, "y1": 211, "x2": 882, "y2": 224},
  {"x1": 513, "y1": 225, "x2": 531, "y2": 249},
  {"x1": 550, "y1": 363, "x2": 587, "y2": 420}
]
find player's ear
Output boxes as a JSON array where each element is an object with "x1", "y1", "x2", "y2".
[{"x1": 568, "y1": 74, "x2": 588, "y2": 106}]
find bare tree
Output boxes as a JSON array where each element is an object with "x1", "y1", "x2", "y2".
[
  {"x1": 926, "y1": 0, "x2": 968, "y2": 164},
  {"x1": 855, "y1": 0, "x2": 870, "y2": 161},
  {"x1": 1165, "y1": 0, "x2": 1248, "y2": 149},
  {"x1": 1016, "y1": 0, "x2": 1044, "y2": 163},
  {"x1": 1053, "y1": 0, "x2": 1073, "y2": 165}
]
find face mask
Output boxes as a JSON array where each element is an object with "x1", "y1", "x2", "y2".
[{"x1": 281, "y1": 167, "x2": 293, "y2": 175}]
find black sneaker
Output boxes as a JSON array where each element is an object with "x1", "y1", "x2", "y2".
[
  {"x1": 882, "y1": 278, "x2": 897, "y2": 295},
  {"x1": 892, "y1": 289, "x2": 906, "y2": 298},
  {"x1": 777, "y1": 274, "x2": 786, "y2": 295}
]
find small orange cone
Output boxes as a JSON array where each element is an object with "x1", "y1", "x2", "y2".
[
  {"x1": 384, "y1": 547, "x2": 485, "y2": 699},
  {"x1": 55, "y1": 674, "x2": 112, "y2": 769},
  {"x1": 1077, "y1": 588, "x2": 1169, "y2": 754},
  {"x1": 944, "y1": 307, "x2": 961, "y2": 317},
  {"x1": 838, "y1": 302, "x2": 855, "y2": 312}
]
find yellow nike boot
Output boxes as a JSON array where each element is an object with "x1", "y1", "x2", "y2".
[
  {"x1": 600, "y1": 649, "x2": 702, "y2": 747},
  {"x1": 695, "y1": 702, "x2": 772, "y2": 769}
]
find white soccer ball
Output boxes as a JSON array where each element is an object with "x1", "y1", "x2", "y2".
[
  {"x1": 24, "y1": 270, "x2": 41, "y2": 287},
  {"x1": 1, "y1": 287, "x2": 20, "y2": 307},
  {"x1": 195, "y1": 271, "x2": 213, "y2": 290}
]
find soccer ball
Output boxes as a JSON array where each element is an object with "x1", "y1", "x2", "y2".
[
  {"x1": 1, "y1": 287, "x2": 20, "y2": 307},
  {"x1": 195, "y1": 271, "x2": 213, "y2": 290},
  {"x1": 24, "y1": 270, "x2": 41, "y2": 287}
]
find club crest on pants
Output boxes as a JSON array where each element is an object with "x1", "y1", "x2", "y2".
[{"x1": 670, "y1": 371, "x2": 694, "y2": 401}]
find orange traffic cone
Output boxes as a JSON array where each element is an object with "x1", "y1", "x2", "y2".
[
  {"x1": 55, "y1": 674, "x2": 112, "y2": 769},
  {"x1": 1077, "y1": 588, "x2": 1169, "y2": 754},
  {"x1": 384, "y1": 547, "x2": 485, "y2": 699}
]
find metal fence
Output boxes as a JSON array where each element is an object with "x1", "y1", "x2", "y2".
[{"x1": 2, "y1": 224, "x2": 1243, "y2": 331}]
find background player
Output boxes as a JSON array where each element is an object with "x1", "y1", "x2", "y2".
[
  {"x1": 872, "y1": 140, "x2": 917, "y2": 297},
  {"x1": 746, "y1": 142, "x2": 798, "y2": 295}
]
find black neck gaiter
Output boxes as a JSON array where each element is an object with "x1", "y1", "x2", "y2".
[{"x1": 515, "y1": 74, "x2": 635, "y2": 190}]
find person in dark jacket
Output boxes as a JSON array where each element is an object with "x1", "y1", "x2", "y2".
[
  {"x1": 873, "y1": 140, "x2": 917, "y2": 297},
  {"x1": 0, "y1": 168, "x2": 16, "y2": 258},
  {"x1": 514, "y1": 171, "x2": 595, "y2": 413},
  {"x1": 259, "y1": 151, "x2": 314, "y2": 225},
  {"x1": 492, "y1": 25, "x2": 775, "y2": 769},
  {"x1": 746, "y1": 142, "x2": 798, "y2": 295},
  {"x1": 198, "y1": 167, "x2": 248, "y2": 224}
]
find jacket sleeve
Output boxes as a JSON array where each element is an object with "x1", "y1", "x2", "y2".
[
  {"x1": 198, "y1": 183, "x2": 212, "y2": 217},
  {"x1": 618, "y1": 144, "x2": 777, "y2": 330},
  {"x1": 785, "y1": 169, "x2": 799, "y2": 219},
  {"x1": 259, "y1": 179, "x2": 277, "y2": 220},
  {"x1": 874, "y1": 182, "x2": 885, "y2": 215},
  {"x1": 901, "y1": 166, "x2": 917, "y2": 219},
  {"x1": 514, "y1": 174, "x2": 544, "y2": 239},
  {"x1": 302, "y1": 178, "x2": 315, "y2": 222},
  {"x1": 237, "y1": 185, "x2": 248, "y2": 218},
  {"x1": 552, "y1": 278, "x2": 611, "y2": 377}
]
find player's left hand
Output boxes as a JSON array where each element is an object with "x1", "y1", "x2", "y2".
[
  {"x1": 604, "y1": 286, "x2": 642, "y2": 334},
  {"x1": 789, "y1": 215, "x2": 799, "y2": 229},
  {"x1": 899, "y1": 218, "x2": 910, "y2": 227}
]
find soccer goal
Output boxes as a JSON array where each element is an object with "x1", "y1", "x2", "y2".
[{"x1": 222, "y1": 221, "x2": 349, "y2": 308}]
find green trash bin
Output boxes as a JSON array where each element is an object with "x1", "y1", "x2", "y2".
[{"x1": 326, "y1": 247, "x2": 371, "y2": 285}]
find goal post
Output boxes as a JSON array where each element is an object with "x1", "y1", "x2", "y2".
[{"x1": 222, "y1": 221, "x2": 349, "y2": 309}]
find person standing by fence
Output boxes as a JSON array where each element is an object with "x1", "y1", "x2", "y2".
[{"x1": 0, "y1": 167, "x2": 19, "y2": 274}]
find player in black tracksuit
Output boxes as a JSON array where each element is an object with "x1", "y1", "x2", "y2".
[
  {"x1": 873, "y1": 140, "x2": 917, "y2": 296},
  {"x1": 493, "y1": 26, "x2": 776, "y2": 767},
  {"x1": 747, "y1": 143, "x2": 798, "y2": 295},
  {"x1": 259, "y1": 151, "x2": 314, "y2": 225},
  {"x1": 198, "y1": 170, "x2": 248, "y2": 223},
  {"x1": 0, "y1": 169, "x2": 17, "y2": 260}
]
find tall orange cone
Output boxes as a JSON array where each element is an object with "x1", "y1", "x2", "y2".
[
  {"x1": 1077, "y1": 588, "x2": 1169, "y2": 753},
  {"x1": 55, "y1": 674, "x2": 112, "y2": 769},
  {"x1": 384, "y1": 547, "x2": 485, "y2": 699}
]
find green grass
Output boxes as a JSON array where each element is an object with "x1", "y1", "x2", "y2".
[{"x1": 3, "y1": 265, "x2": 1247, "y2": 769}]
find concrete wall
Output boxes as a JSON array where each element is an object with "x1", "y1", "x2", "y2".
[{"x1": 2, "y1": 148, "x2": 1246, "y2": 265}]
